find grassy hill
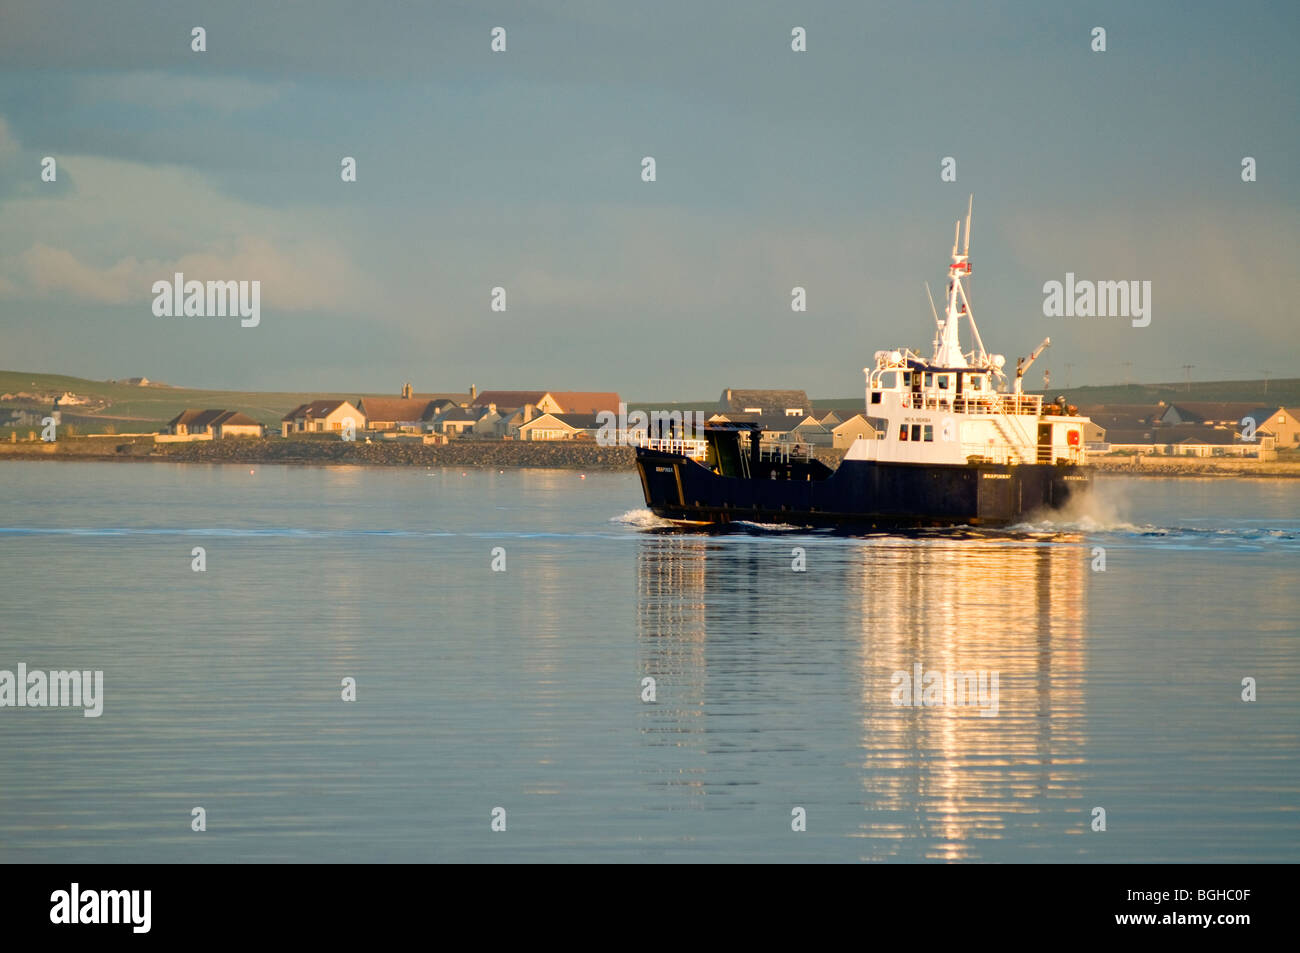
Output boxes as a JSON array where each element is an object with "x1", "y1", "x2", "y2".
[{"x1": 3, "y1": 369, "x2": 1295, "y2": 439}]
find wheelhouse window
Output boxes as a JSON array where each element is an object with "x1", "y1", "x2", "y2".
[
  {"x1": 911, "y1": 424, "x2": 921, "y2": 442},
  {"x1": 938, "y1": 375, "x2": 950, "y2": 390},
  {"x1": 924, "y1": 372, "x2": 933, "y2": 387},
  {"x1": 898, "y1": 424, "x2": 909, "y2": 441},
  {"x1": 923, "y1": 424, "x2": 933, "y2": 441}
]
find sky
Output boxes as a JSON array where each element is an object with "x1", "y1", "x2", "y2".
[{"x1": 0, "y1": 0, "x2": 1297, "y2": 399}]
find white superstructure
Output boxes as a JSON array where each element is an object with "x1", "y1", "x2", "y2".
[{"x1": 846, "y1": 198, "x2": 1088, "y2": 467}]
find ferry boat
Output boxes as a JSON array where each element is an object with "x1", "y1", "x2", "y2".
[{"x1": 634, "y1": 201, "x2": 1092, "y2": 528}]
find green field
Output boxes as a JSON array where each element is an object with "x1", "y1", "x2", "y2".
[{"x1": 0, "y1": 369, "x2": 409, "y2": 436}]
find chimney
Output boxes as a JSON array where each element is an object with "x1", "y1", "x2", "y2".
[
  {"x1": 523, "y1": 402, "x2": 536, "y2": 423},
  {"x1": 488, "y1": 403, "x2": 497, "y2": 414},
  {"x1": 402, "y1": 382, "x2": 412, "y2": 399},
  {"x1": 470, "y1": 384, "x2": 477, "y2": 401}
]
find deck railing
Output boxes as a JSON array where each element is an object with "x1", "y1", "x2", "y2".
[
  {"x1": 899, "y1": 393, "x2": 1043, "y2": 416},
  {"x1": 634, "y1": 434, "x2": 708, "y2": 460}
]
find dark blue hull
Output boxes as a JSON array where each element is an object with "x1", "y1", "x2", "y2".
[{"x1": 635, "y1": 449, "x2": 1091, "y2": 528}]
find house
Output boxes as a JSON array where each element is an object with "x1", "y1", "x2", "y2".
[
  {"x1": 1241, "y1": 406, "x2": 1299, "y2": 446},
  {"x1": 165, "y1": 409, "x2": 264, "y2": 439},
  {"x1": 472, "y1": 391, "x2": 556, "y2": 414},
  {"x1": 167, "y1": 409, "x2": 225, "y2": 436},
  {"x1": 832, "y1": 413, "x2": 880, "y2": 448},
  {"x1": 428, "y1": 405, "x2": 481, "y2": 436},
  {"x1": 211, "y1": 411, "x2": 263, "y2": 438},
  {"x1": 357, "y1": 396, "x2": 433, "y2": 432},
  {"x1": 470, "y1": 390, "x2": 622, "y2": 416},
  {"x1": 544, "y1": 392, "x2": 622, "y2": 415},
  {"x1": 471, "y1": 405, "x2": 505, "y2": 437},
  {"x1": 280, "y1": 400, "x2": 365, "y2": 436},
  {"x1": 1157, "y1": 401, "x2": 1287, "y2": 431},
  {"x1": 718, "y1": 388, "x2": 811, "y2": 420},
  {"x1": 783, "y1": 414, "x2": 833, "y2": 447},
  {"x1": 1103, "y1": 425, "x2": 1276, "y2": 459},
  {"x1": 1077, "y1": 403, "x2": 1166, "y2": 431},
  {"x1": 517, "y1": 413, "x2": 603, "y2": 441},
  {"x1": 499, "y1": 404, "x2": 543, "y2": 439},
  {"x1": 419, "y1": 399, "x2": 460, "y2": 425}
]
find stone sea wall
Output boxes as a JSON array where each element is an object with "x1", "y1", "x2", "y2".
[
  {"x1": 1, "y1": 437, "x2": 1295, "y2": 477},
  {"x1": 0, "y1": 436, "x2": 636, "y2": 469}
]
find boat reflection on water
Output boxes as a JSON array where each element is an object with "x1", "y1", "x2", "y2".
[{"x1": 635, "y1": 531, "x2": 1089, "y2": 860}]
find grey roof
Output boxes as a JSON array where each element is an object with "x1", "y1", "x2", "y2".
[
  {"x1": 282, "y1": 399, "x2": 352, "y2": 421},
  {"x1": 1162, "y1": 402, "x2": 1280, "y2": 425},
  {"x1": 420, "y1": 399, "x2": 459, "y2": 421},
  {"x1": 719, "y1": 388, "x2": 811, "y2": 416},
  {"x1": 547, "y1": 413, "x2": 605, "y2": 429}
]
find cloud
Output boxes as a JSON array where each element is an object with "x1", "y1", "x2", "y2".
[
  {"x1": 19, "y1": 244, "x2": 147, "y2": 304},
  {"x1": 80, "y1": 72, "x2": 287, "y2": 114},
  {"x1": 0, "y1": 116, "x2": 19, "y2": 157},
  {"x1": 0, "y1": 149, "x2": 379, "y2": 313},
  {"x1": 7, "y1": 237, "x2": 370, "y2": 312}
]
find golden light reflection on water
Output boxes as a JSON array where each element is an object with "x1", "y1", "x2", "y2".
[
  {"x1": 636, "y1": 533, "x2": 1089, "y2": 859},
  {"x1": 852, "y1": 538, "x2": 1088, "y2": 860}
]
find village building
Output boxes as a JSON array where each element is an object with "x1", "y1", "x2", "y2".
[
  {"x1": 471, "y1": 390, "x2": 622, "y2": 417},
  {"x1": 517, "y1": 413, "x2": 603, "y2": 441},
  {"x1": 1159, "y1": 401, "x2": 1272, "y2": 428},
  {"x1": 165, "y1": 409, "x2": 264, "y2": 439},
  {"x1": 280, "y1": 400, "x2": 364, "y2": 436},
  {"x1": 717, "y1": 388, "x2": 811, "y2": 420},
  {"x1": 1103, "y1": 425, "x2": 1276, "y2": 459},
  {"x1": 832, "y1": 413, "x2": 880, "y2": 448},
  {"x1": 211, "y1": 411, "x2": 264, "y2": 438},
  {"x1": 472, "y1": 391, "x2": 557, "y2": 415},
  {"x1": 1249, "y1": 406, "x2": 1300, "y2": 446},
  {"x1": 428, "y1": 405, "x2": 481, "y2": 437},
  {"x1": 471, "y1": 405, "x2": 505, "y2": 437},
  {"x1": 356, "y1": 396, "x2": 432, "y2": 432},
  {"x1": 544, "y1": 392, "x2": 622, "y2": 415},
  {"x1": 1158, "y1": 403, "x2": 1299, "y2": 447}
]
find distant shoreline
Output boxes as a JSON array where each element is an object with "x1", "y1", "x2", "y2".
[{"x1": 1, "y1": 439, "x2": 1298, "y2": 478}]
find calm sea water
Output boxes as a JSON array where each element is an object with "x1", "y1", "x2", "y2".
[{"x1": 1, "y1": 461, "x2": 1297, "y2": 863}]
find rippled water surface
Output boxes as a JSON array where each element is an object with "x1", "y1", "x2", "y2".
[{"x1": 1, "y1": 462, "x2": 1297, "y2": 862}]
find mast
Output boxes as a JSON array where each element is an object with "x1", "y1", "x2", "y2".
[{"x1": 935, "y1": 196, "x2": 975, "y2": 367}]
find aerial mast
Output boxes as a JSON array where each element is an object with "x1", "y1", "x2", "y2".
[{"x1": 936, "y1": 195, "x2": 975, "y2": 367}]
